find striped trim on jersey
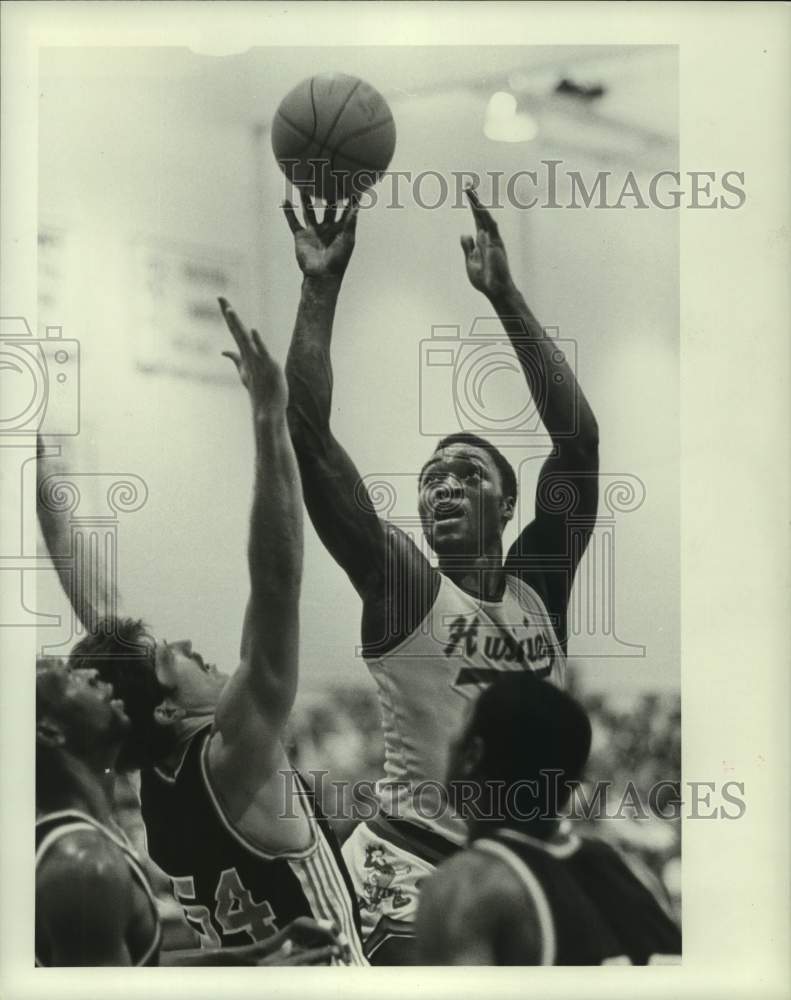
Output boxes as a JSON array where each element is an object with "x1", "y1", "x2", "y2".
[
  {"x1": 473, "y1": 837, "x2": 557, "y2": 965},
  {"x1": 287, "y1": 829, "x2": 368, "y2": 966},
  {"x1": 198, "y1": 740, "x2": 367, "y2": 965},
  {"x1": 35, "y1": 810, "x2": 161, "y2": 967}
]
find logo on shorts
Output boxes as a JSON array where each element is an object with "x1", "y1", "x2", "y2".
[{"x1": 358, "y1": 843, "x2": 412, "y2": 913}]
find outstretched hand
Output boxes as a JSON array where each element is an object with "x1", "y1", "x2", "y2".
[
  {"x1": 282, "y1": 190, "x2": 359, "y2": 279},
  {"x1": 257, "y1": 916, "x2": 349, "y2": 966},
  {"x1": 176, "y1": 916, "x2": 345, "y2": 965},
  {"x1": 460, "y1": 187, "x2": 515, "y2": 300},
  {"x1": 219, "y1": 298, "x2": 287, "y2": 417}
]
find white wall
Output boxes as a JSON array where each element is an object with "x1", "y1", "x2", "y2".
[
  {"x1": 37, "y1": 50, "x2": 263, "y2": 665},
  {"x1": 37, "y1": 48, "x2": 678, "y2": 697}
]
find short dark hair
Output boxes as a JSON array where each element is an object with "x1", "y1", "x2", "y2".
[
  {"x1": 469, "y1": 673, "x2": 592, "y2": 813},
  {"x1": 429, "y1": 432, "x2": 518, "y2": 502},
  {"x1": 69, "y1": 618, "x2": 170, "y2": 771}
]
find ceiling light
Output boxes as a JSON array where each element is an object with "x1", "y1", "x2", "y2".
[{"x1": 483, "y1": 92, "x2": 539, "y2": 143}]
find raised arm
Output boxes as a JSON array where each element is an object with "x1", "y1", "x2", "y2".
[
  {"x1": 461, "y1": 188, "x2": 599, "y2": 643},
  {"x1": 209, "y1": 303, "x2": 303, "y2": 783},
  {"x1": 36, "y1": 436, "x2": 115, "y2": 635},
  {"x1": 283, "y1": 194, "x2": 436, "y2": 653}
]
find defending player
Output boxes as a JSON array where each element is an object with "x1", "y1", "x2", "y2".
[
  {"x1": 36, "y1": 303, "x2": 367, "y2": 965},
  {"x1": 414, "y1": 673, "x2": 681, "y2": 964},
  {"x1": 282, "y1": 188, "x2": 599, "y2": 960},
  {"x1": 35, "y1": 658, "x2": 344, "y2": 966},
  {"x1": 36, "y1": 657, "x2": 162, "y2": 966}
]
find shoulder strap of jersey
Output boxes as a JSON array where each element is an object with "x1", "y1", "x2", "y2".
[
  {"x1": 496, "y1": 825, "x2": 581, "y2": 859},
  {"x1": 473, "y1": 837, "x2": 557, "y2": 965},
  {"x1": 363, "y1": 568, "x2": 446, "y2": 664},
  {"x1": 36, "y1": 810, "x2": 100, "y2": 866},
  {"x1": 198, "y1": 737, "x2": 319, "y2": 860},
  {"x1": 35, "y1": 809, "x2": 161, "y2": 967}
]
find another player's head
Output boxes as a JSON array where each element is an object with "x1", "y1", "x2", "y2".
[
  {"x1": 418, "y1": 433, "x2": 516, "y2": 557},
  {"x1": 36, "y1": 657, "x2": 130, "y2": 813},
  {"x1": 69, "y1": 618, "x2": 229, "y2": 772},
  {"x1": 36, "y1": 657, "x2": 130, "y2": 759},
  {"x1": 446, "y1": 673, "x2": 592, "y2": 832}
]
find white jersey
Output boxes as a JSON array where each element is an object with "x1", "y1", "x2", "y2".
[{"x1": 365, "y1": 572, "x2": 566, "y2": 844}]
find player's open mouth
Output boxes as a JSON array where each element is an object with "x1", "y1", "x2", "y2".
[{"x1": 433, "y1": 510, "x2": 465, "y2": 524}]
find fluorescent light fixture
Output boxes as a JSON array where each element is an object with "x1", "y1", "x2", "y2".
[{"x1": 483, "y1": 92, "x2": 539, "y2": 143}]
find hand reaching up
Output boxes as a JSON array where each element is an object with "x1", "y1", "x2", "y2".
[
  {"x1": 219, "y1": 298, "x2": 287, "y2": 420},
  {"x1": 460, "y1": 186, "x2": 515, "y2": 301},
  {"x1": 282, "y1": 191, "x2": 359, "y2": 280}
]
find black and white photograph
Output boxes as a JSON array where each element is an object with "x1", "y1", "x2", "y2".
[{"x1": 0, "y1": 3, "x2": 788, "y2": 999}]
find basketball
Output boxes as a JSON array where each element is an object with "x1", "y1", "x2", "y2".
[{"x1": 271, "y1": 72, "x2": 396, "y2": 202}]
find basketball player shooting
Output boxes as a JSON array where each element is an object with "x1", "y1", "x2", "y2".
[
  {"x1": 414, "y1": 673, "x2": 681, "y2": 964},
  {"x1": 283, "y1": 186, "x2": 600, "y2": 962},
  {"x1": 36, "y1": 306, "x2": 367, "y2": 965}
]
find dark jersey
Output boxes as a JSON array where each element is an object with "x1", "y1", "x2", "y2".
[
  {"x1": 474, "y1": 827, "x2": 681, "y2": 965},
  {"x1": 35, "y1": 809, "x2": 161, "y2": 967},
  {"x1": 139, "y1": 724, "x2": 367, "y2": 965}
]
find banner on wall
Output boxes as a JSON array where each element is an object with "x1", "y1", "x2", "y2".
[{"x1": 129, "y1": 237, "x2": 245, "y2": 385}]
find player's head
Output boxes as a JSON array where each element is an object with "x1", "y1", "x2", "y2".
[
  {"x1": 36, "y1": 656, "x2": 130, "y2": 816},
  {"x1": 418, "y1": 433, "x2": 516, "y2": 556},
  {"x1": 446, "y1": 673, "x2": 592, "y2": 826},
  {"x1": 36, "y1": 657, "x2": 130, "y2": 762},
  {"x1": 69, "y1": 618, "x2": 228, "y2": 771}
]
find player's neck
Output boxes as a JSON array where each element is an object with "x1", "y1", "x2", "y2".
[
  {"x1": 155, "y1": 714, "x2": 212, "y2": 774},
  {"x1": 440, "y1": 549, "x2": 505, "y2": 601},
  {"x1": 82, "y1": 744, "x2": 122, "y2": 804},
  {"x1": 37, "y1": 746, "x2": 114, "y2": 824}
]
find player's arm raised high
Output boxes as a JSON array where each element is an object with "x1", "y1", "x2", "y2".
[
  {"x1": 461, "y1": 188, "x2": 599, "y2": 643},
  {"x1": 283, "y1": 194, "x2": 435, "y2": 651},
  {"x1": 36, "y1": 435, "x2": 117, "y2": 635},
  {"x1": 208, "y1": 302, "x2": 303, "y2": 786}
]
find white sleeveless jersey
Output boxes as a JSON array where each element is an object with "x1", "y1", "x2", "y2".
[{"x1": 365, "y1": 572, "x2": 566, "y2": 844}]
